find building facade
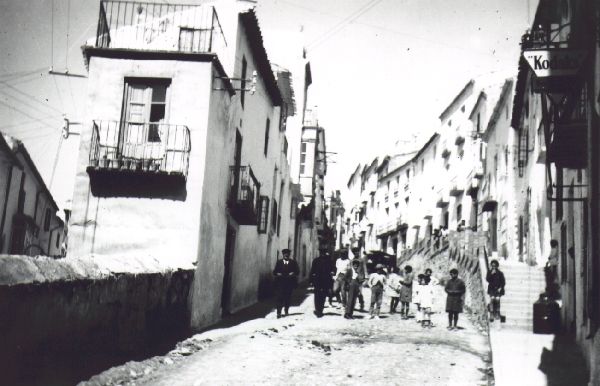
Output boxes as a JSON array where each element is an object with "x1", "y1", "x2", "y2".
[{"x1": 69, "y1": 0, "x2": 316, "y2": 330}]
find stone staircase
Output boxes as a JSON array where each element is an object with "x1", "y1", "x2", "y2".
[{"x1": 493, "y1": 261, "x2": 546, "y2": 331}]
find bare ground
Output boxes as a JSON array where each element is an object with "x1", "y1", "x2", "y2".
[{"x1": 81, "y1": 284, "x2": 493, "y2": 386}]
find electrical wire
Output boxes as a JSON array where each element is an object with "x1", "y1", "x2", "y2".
[
  {"x1": 0, "y1": 80, "x2": 65, "y2": 115},
  {"x1": 49, "y1": 133, "x2": 64, "y2": 191},
  {"x1": 306, "y1": 0, "x2": 385, "y2": 51}
]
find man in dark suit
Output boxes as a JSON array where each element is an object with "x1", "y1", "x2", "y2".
[
  {"x1": 310, "y1": 247, "x2": 335, "y2": 317},
  {"x1": 273, "y1": 248, "x2": 300, "y2": 318}
]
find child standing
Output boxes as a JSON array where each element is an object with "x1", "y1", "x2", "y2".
[
  {"x1": 386, "y1": 267, "x2": 401, "y2": 314},
  {"x1": 414, "y1": 274, "x2": 434, "y2": 328},
  {"x1": 368, "y1": 264, "x2": 387, "y2": 319},
  {"x1": 445, "y1": 268, "x2": 466, "y2": 330},
  {"x1": 399, "y1": 265, "x2": 414, "y2": 319}
]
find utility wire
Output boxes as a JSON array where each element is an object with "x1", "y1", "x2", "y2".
[
  {"x1": 306, "y1": 0, "x2": 385, "y2": 51},
  {"x1": 0, "y1": 80, "x2": 65, "y2": 115}
]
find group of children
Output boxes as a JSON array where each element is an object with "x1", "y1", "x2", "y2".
[{"x1": 367, "y1": 264, "x2": 439, "y2": 328}]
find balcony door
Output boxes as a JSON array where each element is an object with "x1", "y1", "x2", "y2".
[{"x1": 120, "y1": 79, "x2": 170, "y2": 161}]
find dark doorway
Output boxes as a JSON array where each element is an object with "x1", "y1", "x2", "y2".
[
  {"x1": 490, "y1": 209, "x2": 498, "y2": 252},
  {"x1": 221, "y1": 225, "x2": 236, "y2": 316}
]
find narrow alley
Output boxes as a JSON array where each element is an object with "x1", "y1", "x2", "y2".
[{"x1": 81, "y1": 285, "x2": 492, "y2": 386}]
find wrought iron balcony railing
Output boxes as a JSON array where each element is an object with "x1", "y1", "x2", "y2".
[
  {"x1": 228, "y1": 165, "x2": 260, "y2": 225},
  {"x1": 94, "y1": 1, "x2": 227, "y2": 56},
  {"x1": 89, "y1": 120, "x2": 191, "y2": 177}
]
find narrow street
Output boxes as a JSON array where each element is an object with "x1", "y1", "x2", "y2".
[{"x1": 82, "y1": 284, "x2": 492, "y2": 385}]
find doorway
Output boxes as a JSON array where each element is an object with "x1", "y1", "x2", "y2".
[{"x1": 221, "y1": 225, "x2": 236, "y2": 316}]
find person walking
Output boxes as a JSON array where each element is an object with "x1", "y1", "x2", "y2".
[
  {"x1": 333, "y1": 251, "x2": 351, "y2": 308},
  {"x1": 545, "y1": 239, "x2": 560, "y2": 299},
  {"x1": 344, "y1": 259, "x2": 365, "y2": 319},
  {"x1": 351, "y1": 247, "x2": 366, "y2": 311},
  {"x1": 273, "y1": 248, "x2": 300, "y2": 319},
  {"x1": 486, "y1": 259, "x2": 506, "y2": 322},
  {"x1": 310, "y1": 247, "x2": 336, "y2": 318},
  {"x1": 445, "y1": 268, "x2": 466, "y2": 330},
  {"x1": 386, "y1": 266, "x2": 401, "y2": 314},
  {"x1": 399, "y1": 265, "x2": 415, "y2": 319},
  {"x1": 368, "y1": 264, "x2": 387, "y2": 319}
]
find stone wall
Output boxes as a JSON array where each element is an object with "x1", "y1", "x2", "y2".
[
  {"x1": 398, "y1": 230, "x2": 489, "y2": 330},
  {"x1": 0, "y1": 255, "x2": 194, "y2": 385}
]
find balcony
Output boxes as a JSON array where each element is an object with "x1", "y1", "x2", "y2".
[
  {"x1": 228, "y1": 166, "x2": 260, "y2": 225},
  {"x1": 449, "y1": 176, "x2": 464, "y2": 196},
  {"x1": 436, "y1": 188, "x2": 449, "y2": 208},
  {"x1": 87, "y1": 121, "x2": 191, "y2": 198},
  {"x1": 474, "y1": 161, "x2": 484, "y2": 178},
  {"x1": 93, "y1": 2, "x2": 227, "y2": 56},
  {"x1": 404, "y1": 182, "x2": 410, "y2": 192},
  {"x1": 455, "y1": 134, "x2": 465, "y2": 145},
  {"x1": 88, "y1": 121, "x2": 190, "y2": 176},
  {"x1": 466, "y1": 172, "x2": 479, "y2": 198},
  {"x1": 441, "y1": 148, "x2": 451, "y2": 158}
]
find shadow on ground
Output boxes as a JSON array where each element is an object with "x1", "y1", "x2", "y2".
[
  {"x1": 197, "y1": 287, "x2": 310, "y2": 334},
  {"x1": 538, "y1": 334, "x2": 589, "y2": 386}
]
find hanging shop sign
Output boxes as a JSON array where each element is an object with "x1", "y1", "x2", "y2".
[{"x1": 523, "y1": 49, "x2": 588, "y2": 77}]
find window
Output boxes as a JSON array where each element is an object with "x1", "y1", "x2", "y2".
[
  {"x1": 43, "y1": 208, "x2": 51, "y2": 232},
  {"x1": 258, "y1": 196, "x2": 269, "y2": 233},
  {"x1": 56, "y1": 233, "x2": 60, "y2": 249},
  {"x1": 433, "y1": 145, "x2": 437, "y2": 159},
  {"x1": 290, "y1": 198, "x2": 297, "y2": 219},
  {"x1": 556, "y1": 168, "x2": 563, "y2": 220},
  {"x1": 300, "y1": 142, "x2": 307, "y2": 174},
  {"x1": 123, "y1": 79, "x2": 169, "y2": 143},
  {"x1": 271, "y1": 198, "x2": 278, "y2": 232},
  {"x1": 279, "y1": 104, "x2": 288, "y2": 132},
  {"x1": 264, "y1": 118, "x2": 270, "y2": 156},
  {"x1": 457, "y1": 204, "x2": 462, "y2": 222},
  {"x1": 17, "y1": 174, "x2": 26, "y2": 214},
  {"x1": 477, "y1": 113, "x2": 481, "y2": 132},
  {"x1": 240, "y1": 57, "x2": 247, "y2": 108}
]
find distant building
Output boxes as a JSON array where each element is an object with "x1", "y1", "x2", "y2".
[{"x1": 0, "y1": 133, "x2": 63, "y2": 257}]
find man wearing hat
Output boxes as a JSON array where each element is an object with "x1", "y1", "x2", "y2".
[
  {"x1": 273, "y1": 248, "x2": 300, "y2": 318},
  {"x1": 344, "y1": 258, "x2": 366, "y2": 319},
  {"x1": 309, "y1": 247, "x2": 335, "y2": 317},
  {"x1": 351, "y1": 247, "x2": 366, "y2": 311}
]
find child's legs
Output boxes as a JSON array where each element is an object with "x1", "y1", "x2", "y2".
[
  {"x1": 390, "y1": 297, "x2": 399, "y2": 312},
  {"x1": 375, "y1": 288, "x2": 383, "y2": 315},
  {"x1": 370, "y1": 288, "x2": 378, "y2": 314},
  {"x1": 449, "y1": 311, "x2": 458, "y2": 326},
  {"x1": 416, "y1": 305, "x2": 422, "y2": 322}
]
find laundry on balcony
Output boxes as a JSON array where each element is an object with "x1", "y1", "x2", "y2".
[{"x1": 88, "y1": 120, "x2": 191, "y2": 177}]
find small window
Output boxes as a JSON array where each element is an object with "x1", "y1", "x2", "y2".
[
  {"x1": 258, "y1": 196, "x2": 269, "y2": 234},
  {"x1": 264, "y1": 118, "x2": 270, "y2": 157},
  {"x1": 448, "y1": 119, "x2": 452, "y2": 127},
  {"x1": 56, "y1": 233, "x2": 60, "y2": 249},
  {"x1": 240, "y1": 56, "x2": 247, "y2": 108},
  {"x1": 461, "y1": 105, "x2": 465, "y2": 113},
  {"x1": 43, "y1": 208, "x2": 51, "y2": 232}
]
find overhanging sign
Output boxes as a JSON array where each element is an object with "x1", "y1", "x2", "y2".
[{"x1": 523, "y1": 49, "x2": 587, "y2": 77}]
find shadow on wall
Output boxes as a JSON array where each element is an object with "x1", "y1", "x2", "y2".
[
  {"x1": 87, "y1": 169, "x2": 187, "y2": 201},
  {"x1": 538, "y1": 334, "x2": 589, "y2": 385}
]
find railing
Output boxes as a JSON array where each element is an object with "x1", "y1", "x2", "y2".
[
  {"x1": 449, "y1": 176, "x2": 464, "y2": 196},
  {"x1": 89, "y1": 120, "x2": 191, "y2": 177},
  {"x1": 384, "y1": 193, "x2": 389, "y2": 202},
  {"x1": 228, "y1": 165, "x2": 260, "y2": 224},
  {"x1": 94, "y1": 1, "x2": 227, "y2": 56},
  {"x1": 404, "y1": 182, "x2": 410, "y2": 192},
  {"x1": 393, "y1": 189, "x2": 398, "y2": 198}
]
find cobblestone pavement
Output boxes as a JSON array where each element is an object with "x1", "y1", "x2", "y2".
[{"x1": 81, "y1": 284, "x2": 493, "y2": 386}]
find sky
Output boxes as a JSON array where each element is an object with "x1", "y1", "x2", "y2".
[{"x1": 0, "y1": 0, "x2": 537, "y2": 210}]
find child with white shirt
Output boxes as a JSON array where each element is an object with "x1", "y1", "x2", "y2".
[
  {"x1": 368, "y1": 264, "x2": 387, "y2": 319},
  {"x1": 414, "y1": 274, "x2": 434, "y2": 328}
]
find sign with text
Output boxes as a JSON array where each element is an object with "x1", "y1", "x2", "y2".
[{"x1": 523, "y1": 49, "x2": 587, "y2": 77}]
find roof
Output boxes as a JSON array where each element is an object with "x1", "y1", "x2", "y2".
[
  {"x1": 273, "y1": 66, "x2": 296, "y2": 116},
  {"x1": 1, "y1": 133, "x2": 59, "y2": 212},
  {"x1": 412, "y1": 133, "x2": 440, "y2": 161},
  {"x1": 484, "y1": 79, "x2": 514, "y2": 139},
  {"x1": 347, "y1": 164, "x2": 362, "y2": 188},
  {"x1": 239, "y1": 9, "x2": 283, "y2": 106},
  {"x1": 439, "y1": 80, "x2": 475, "y2": 123}
]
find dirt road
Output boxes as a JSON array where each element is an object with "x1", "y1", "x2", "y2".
[{"x1": 82, "y1": 283, "x2": 493, "y2": 385}]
